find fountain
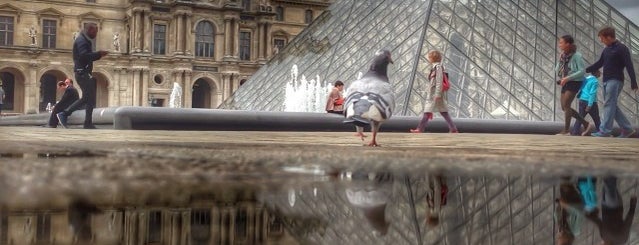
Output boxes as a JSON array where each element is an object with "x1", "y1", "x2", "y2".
[
  {"x1": 284, "y1": 65, "x2": 331, "y2": 112},
  {"x1": 169, "y1": 82, "x2": 182, "y2": 108}
]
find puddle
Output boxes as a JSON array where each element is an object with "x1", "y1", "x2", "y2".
[
  {"x1": 0, "y1": 151, "x2": 107, "y2": 159},
  {"x1": 1, "y1": 170, "x2": 637, "y2": 245}
]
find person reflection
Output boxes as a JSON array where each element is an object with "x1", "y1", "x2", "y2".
[
  {"x1": 68, "y1": 198, "x2": 101, "y2": 244},
  {"x1": 425, "y1": 174, "x2": 448, "y2": 228},
  {"x1": 555, "y1": 176, "x2": 585, "y2": 245},
  {"x1": 584, "y1": 176, "x2": 637, "y2": 245},
  {"x1": 343, "y1": 171, "x2": 393, "y2": 236}
]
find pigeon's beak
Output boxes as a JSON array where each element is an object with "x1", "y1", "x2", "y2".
[{"x1": 389, "y1": 57, "x2": 394, "y2": 64}]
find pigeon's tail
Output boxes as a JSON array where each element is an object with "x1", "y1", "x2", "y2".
[{"x1": 344, "y1": 99, "x2": 372, "y2": 126}]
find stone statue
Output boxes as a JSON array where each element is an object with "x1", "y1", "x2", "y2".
[
  {"x1": 113, "y1": 33, "x2": 120, "y2": 52},
  {"x1": 73, "y1": 30, "x2": 80, "y2": 41},
  {"x1": 28, "y1": 25, "x2": 37, "y2": 46}
]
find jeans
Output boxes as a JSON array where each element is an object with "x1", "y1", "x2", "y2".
[
  {"x1": 602, "y1": 176, "x2": 620, "y2": 209},
  {"x1": 571, "y1": 100, "x2": 601, "y2": 135},
  {"x1": 64, "y1": 73, "x2": 96, "y2": 126},
  {"x1": 600, "y1": 80, "x2": 633, "y2": 134}
]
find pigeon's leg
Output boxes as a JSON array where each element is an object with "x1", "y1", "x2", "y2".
[
  {"x1": 368, "y1": 122, "x2": 381, "y2": 147},
  {"x1": 355, "y1": 126, "x2": 366, "y2": 141}
]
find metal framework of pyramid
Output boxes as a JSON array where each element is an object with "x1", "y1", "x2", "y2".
[
  {"x1": 264, "y1": 175, "x2": 639, "y2": 245},
  {"x1": 222, "y1": 0, "x2": 639, "y2": 124}
]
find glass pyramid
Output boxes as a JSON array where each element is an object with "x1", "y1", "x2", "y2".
[{"x1": 222, "y1": 0, "x2": 639, "y2": 124}]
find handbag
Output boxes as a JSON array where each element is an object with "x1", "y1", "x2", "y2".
[
  {"x1": 429, "y1": 65, "x2": 451, "y2": 91},
  {"x1": 335, "y1": 98, "x2": 344, "y2": 106}
]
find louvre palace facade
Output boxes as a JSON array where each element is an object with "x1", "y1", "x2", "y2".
[{"x1": 0, "y1": 0, "x2": 330, "y2": 115}]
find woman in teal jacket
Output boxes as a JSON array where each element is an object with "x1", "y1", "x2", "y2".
[{"x1": 555, "y1": 35, "x2": 593, "y2": 135}]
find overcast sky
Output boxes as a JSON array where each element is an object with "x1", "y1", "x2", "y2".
[{"x1": 606, "y1": 0, "x2": 639, "y2": 26}]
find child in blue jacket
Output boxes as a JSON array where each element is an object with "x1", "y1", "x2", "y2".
[{"x1": 572, "y1": 70, "x2": 601, "y2": 136}]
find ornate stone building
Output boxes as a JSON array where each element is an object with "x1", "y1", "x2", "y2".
[{"x1": 0, "y1": 0, "x2": 331, "y2": 114}]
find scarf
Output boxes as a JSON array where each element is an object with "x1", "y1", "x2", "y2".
[{"x1": 558, "y1": 52, "x2": 573, "y2": 78}]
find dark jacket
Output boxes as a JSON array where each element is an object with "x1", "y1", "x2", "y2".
[
  {"x1": 586, "y1": 40, "x2": 637, "y2": 90},
  {"x1": 55, "y1": 86, "x2": 79, "y2": 110},
  {"x1": 586, "y1": 197, "x2": 637, "y2": 245},
  {"x1": 73, "y1": 33, "x2": 102, "y2": 73}
]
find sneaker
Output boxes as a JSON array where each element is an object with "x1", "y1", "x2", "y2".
[
  {"x1": 409, "y1": 129, "x2": 422, "y2": 133},
  {"x1": 556, "y1": 131, "x2": 570, "y2": 136},
  {"x1": 617, "y1": 129, "x2": 636, "y2": 138},
  {"x1": 591, "y1": 131, "x2": 612, "y2": 137},
  {"x1": 83, "y1": 124, "x2": 97, "y2": 129},
  {"x1": 56, "y1": 112, "x2": 68, "y2": 129},
  {"x1": 581, "y1": 123, "x2": 596, "y2": 136}
]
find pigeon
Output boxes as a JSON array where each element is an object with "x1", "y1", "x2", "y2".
[{"x1": 343, "y1": 50, "x2": 395, "y2": 147}]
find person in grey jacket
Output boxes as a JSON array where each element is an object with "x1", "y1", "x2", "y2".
[{"x1": 56, "y1": 23, "x2": 108, "y2": 129}]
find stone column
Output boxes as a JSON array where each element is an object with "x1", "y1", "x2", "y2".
[
  {"x1": 142, "y1": 68, "x2": 150, "y2": 106},
  {"x1": 261, "y1": 210, "x2": 268, "y2": 243},
  {"x1": 135, "y1": 10, "x2": 142, "y2": 53},
  {"x1": 257, "y1": 22, "x2": 264, "y2": 60},
  {"x1": 224, "y1": 17, "x2": 232, "y2": 58},
  {"x1": 180, "y1": 210, "x2": 190, "y2": 245},
  {"x1": 132, "y1": 69, "x2": 140, "y2": 106},
  {"x1": 27, "y1": 63, "x2": 38, "y2": 113},
  {"x1": 175, "y1": 13, "x2": 184, "y2": 54},
  {"x1": 220, "y1": 209, "x2": 228, "y2": 245},
  {"x1": 124, "y1": 209, "x2": 137, "y2": 245},
  {"x1": 232, "y1": 18, "x2": 240, "y2": 58},
  {"x1": 143, "y1": 10, "x2": 152, "y2": 53},
  {"x1": 253, "y1": 207, "x2": 262, "y2": 244},
  {"x1": 228, "y1": 207, "x2": 236, "y2": 245},
  {"x1": 166, "y1": 211, "x2": 179, "y2": 245},
  {"x1": 184, "y1": 71, "x2": 193, "y2": 108},
  {"x1": 119, "y1": 68, "x2": 128, "y2": 105},
  {"x1": 247, "y1": 205, "x2": 255, "y2": 244},
  {"x1": 211, "y1": 206, "x2": 220, "y2": 245},
  {"x1": 265, "y1": 22, "x2": 272, "y2": 59},
  {"x1": 184, "y1": 14, "x2": 193, "y2": 55},
  {"x1": 138, "y1": 212, "x2": 147, "y2": 245}
]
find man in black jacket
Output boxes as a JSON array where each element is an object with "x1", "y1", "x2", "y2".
[
  {"x1": 47, "y1": 79, "x2": 79, "y2": 128},
  {"x1": 57, "y1": 23, "x2": 108, "y2": 129}
]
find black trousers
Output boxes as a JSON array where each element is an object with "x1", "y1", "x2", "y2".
[
  {"x1": 48, "y1": 105, "x2": 65, "y2": 126},
  {"x1": 64, "y1": 73, "x2": 96, "y2": 126}
]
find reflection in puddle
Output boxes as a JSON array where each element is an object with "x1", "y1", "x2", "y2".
[
  {"x1": 0, "y1": 172, "x2": 637, "y2": 245},
  {"x1": 0, "y1": 151, "x2": 107, "y2": 159}
]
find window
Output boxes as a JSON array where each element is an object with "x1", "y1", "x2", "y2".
[
  {"x1": 191, "y1": 210, "x2": 211, "y2": 245},
  {"x1": 42, "y1": 20, "x2": 57, "y2": 49},
  {"x1": 195, "y1": 21, "x2": 215, "y2": 58},
  {"x1": 148, "y1": 211, "x2": 162, "y2": 244},
  {"x1": 305, "y1": 10, "x2": 313, "y2": 24},
  {"x1": 235, "y1": 209, "x2": 247, "y2": 240},
  {"x1": 275, "y1": 7, "x2": 284, "y2": 21},
  {"x1": 0, "y1": 16, "x2": 14, "y2": 46},
  {"x1": 274, "y1": 38, "x2": 286, "y2": 52},
  {"x1": 242, "y1": 0, "x2": 251, "y2": 12},
  {"x1": 239, "y1": 31, "x2": 251, "y2": 60},
  {"x1": 1, "y1": 211, "x2": 7, "y2": 245},
  {"x1": 153, "y1": 24, "x2": 166, "y2": 55},
  {"x1": 36, "y1": 214, "x2": 51, "y2": 243}
]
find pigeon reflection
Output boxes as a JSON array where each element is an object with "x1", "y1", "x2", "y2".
[{"x1": 340, "y1": 171, "x2": 393, "y2": 235}]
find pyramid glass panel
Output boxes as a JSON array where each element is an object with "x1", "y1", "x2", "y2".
[{"x1": 222, "y1": 0, "x2": 639, "y2": 125}]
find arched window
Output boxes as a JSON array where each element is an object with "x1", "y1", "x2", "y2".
[
  {"x1": 195, "y1": 21, "x2": 215, "y2": 58},
  {"x1": 275, "y1": 6, "x2": 284, "y2": 21},
  {"x1": 304, "y1": 9, "x2": 313, "y2": 24}
]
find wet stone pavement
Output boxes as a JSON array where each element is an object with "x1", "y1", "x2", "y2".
[{"x1": 0, "y1": 127, "x2": 638, "y2": 245}]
